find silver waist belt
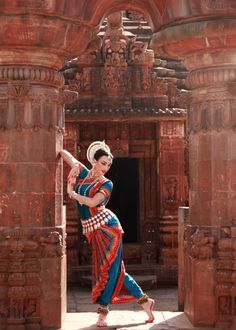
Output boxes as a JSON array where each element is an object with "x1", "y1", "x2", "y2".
[{"x1": 81, "y1": 209, "x2": 113, "y2": 234}]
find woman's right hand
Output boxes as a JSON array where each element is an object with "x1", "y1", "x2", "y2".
[{"x1": 67, "y1": 165, "x2": 80, "y2": 192}]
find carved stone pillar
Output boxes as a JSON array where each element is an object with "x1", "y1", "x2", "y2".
[
  {"x1": 0, "y1": 2, "x2": 93, "y2": 329},
  {"x1": 0, "y1": 64, "x2": 67, "y2": 330},
  {"x1": 63, "y1": 123, "x2": 80, "y2": 283},
  {"x1": 151, "y1": 5, "x2": 236, "y2": 325},
  {"x1": 158, "y1": 120, "x2": 187, "y2": 266},
  {"x1": 184, "y1": 62, "x2": 236, "y2": 329}
]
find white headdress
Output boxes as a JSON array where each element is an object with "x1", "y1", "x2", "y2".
[{"x1": 86, "y1": 141, "x2": 111, "y2": 165}]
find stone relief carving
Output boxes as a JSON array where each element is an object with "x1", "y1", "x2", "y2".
[
  {"x1": 63, "y1": 11, "x2": 184, "y2": 106},
  {"x1": 102, "y1": 66, "x2": 128, "y2": 91},
  {"x1": 130, "y1": 39, "x2": 148, "y2": 63},
  {"x1": 164, "y1": 177, "x2": 178, "y2": 203},
  {"x1": 39, "y1": 231, "x2": 64, "y2": 258},
  {"x1": 107, "y1": 12, "x2": 123, "y2": 31},
  {"x1": 0, "y1": 300, "x2": 8, "y2": 318},
  {"x1": 190, "y1": 228, "x2": 216, "y2": 259},
  {"x1": 8, "y1": 82, "x2": 30, "y2": 97},
  {"x1": 24, "y1": 298, "x2": 37, "y2": 317},
  {"x1": 0, "y1": 90, "x2": 65, "y2": 132},
  {"x1": 0, "y1": 221, "x2": 65, "y2": 326},
  {"x1": 218, "y1": 296, "x2": 232, "y2": 315},
  {"x1": 202, "y1": 0, "x2": 236, "y2": 10},
  {"x1": 189, "y1": 99, "x2": 236, "y2": 132}
]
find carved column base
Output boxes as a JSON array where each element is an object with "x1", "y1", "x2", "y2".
[
  {"x1": 184, "y1": 257, "x2": 216, "y2": 326},
  {"x1": 159, "y1": 216, "x2": 178, "y2": 266},
  {"x1": 0, "y1": 225, "x2": 66, "y2": 329}
]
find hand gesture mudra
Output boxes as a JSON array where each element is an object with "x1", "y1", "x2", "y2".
[{"x1": 67, "y1": 165, "x2": 80, "y2": 195}]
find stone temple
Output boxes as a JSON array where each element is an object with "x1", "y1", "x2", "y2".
[{"x1": 0, "y1": 1, "x2": 235, "y2": 329}]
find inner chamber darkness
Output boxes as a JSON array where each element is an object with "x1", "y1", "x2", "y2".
[{"x1": 106, "y1": 158, "x2": 139, "y2": 243}]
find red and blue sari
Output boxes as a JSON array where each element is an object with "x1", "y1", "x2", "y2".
[{"x1": 74, "y1": 163, "x2": 143, "y2": 306}]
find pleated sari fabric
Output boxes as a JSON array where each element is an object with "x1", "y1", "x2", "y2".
[{"x1": 74, "y1": 162, "x2": 140, "y2": 306}]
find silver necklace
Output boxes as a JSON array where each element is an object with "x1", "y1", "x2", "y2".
[{"x1": 78, "y1": 171, "x2": 102, "y2": 196}]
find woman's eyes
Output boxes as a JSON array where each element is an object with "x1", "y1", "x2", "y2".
[{"x1": 101, "y1": 162, "x2": 111, "y2": 167}]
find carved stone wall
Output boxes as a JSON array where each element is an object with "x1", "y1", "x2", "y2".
[
  {"x1": 62, "y1": 11, "x2": 187, "y2": 112},
  {"x1": 0, "y1": 220, "x2": 65, "y2": 329}
]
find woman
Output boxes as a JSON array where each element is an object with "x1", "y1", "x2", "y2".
[{"x1": 60, "y1": 141, "x2": 155, "y2": 327}]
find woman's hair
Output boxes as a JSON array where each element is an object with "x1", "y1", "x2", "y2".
[{"x1": 94, "y1": 148, "x2": 113, "y2": 161}]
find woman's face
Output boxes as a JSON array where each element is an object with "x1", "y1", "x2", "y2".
[{"x1": 93, "y1": 156, "x2": 112, "y2": 176}]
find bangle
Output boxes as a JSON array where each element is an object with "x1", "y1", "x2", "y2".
[{"x1": 69, "y1": 191, "x2": 76, "y2": 198}]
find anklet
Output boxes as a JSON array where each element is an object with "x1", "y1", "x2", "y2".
[{"x1": 137, "y1": 293, "x2": 149, "y2": 304}]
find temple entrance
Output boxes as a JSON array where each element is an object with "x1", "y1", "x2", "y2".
[
  {"x1": 106, "y1": 157, "x2": 139, "y2": 243},
  {"x1": 62, "y1": 7, "x2": 187, "y2": 293}
]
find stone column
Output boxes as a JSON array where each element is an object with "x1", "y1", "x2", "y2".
[
  {"x1": 0, "y1": 63, "x2": 67, "y2": 330},
  {"x1": 186, "y1": 65, "x2": 236, "y2": 328},
  {"x1": 158, "y1": 120, "x2": 187, "y2": 266},
  {"x1": 0, "y1": 2, "x2": 93, "y2": 329},
  {"x1": 151, "y1": 13, "x2": 236, "y2": 328}
]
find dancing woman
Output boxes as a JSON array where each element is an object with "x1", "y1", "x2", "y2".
[{"x1": 60, "y1": 141, "x2": 155, "y2": 327}]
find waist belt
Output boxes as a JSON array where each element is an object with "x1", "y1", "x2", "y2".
[{"x1": 81, "y1": 209, "x2": 113, "y2": 234}]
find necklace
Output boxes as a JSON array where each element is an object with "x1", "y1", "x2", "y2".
[{"x1": 78, "y1": 171, "x2": 102, "y2": 196}]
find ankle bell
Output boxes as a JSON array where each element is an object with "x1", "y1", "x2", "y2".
[
  {"x1": 97, "y1": 305, "x2": 109, "y2": 315},
  {"x1": 137, "y1": 293, "x2": 149, "y2": 305}
]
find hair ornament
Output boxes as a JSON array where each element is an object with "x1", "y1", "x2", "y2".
[{"x1": 86, "y1": 140, "x2": 111, "y2": 165}]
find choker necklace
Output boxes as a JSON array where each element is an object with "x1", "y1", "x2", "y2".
[{"x1": 89, "y1": 170, "x2": 101, "y2": 178}]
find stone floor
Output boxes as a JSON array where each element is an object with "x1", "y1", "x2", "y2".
[{"x1": 63, "y1": 286, "x2": 221, "y2": 330}]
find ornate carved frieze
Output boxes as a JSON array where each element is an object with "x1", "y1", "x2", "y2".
[
  {"x1": 188, "y1": 94, "x2": 236, "y2": 133},
  {"x1": 62, "y1": 10, "x2": 183, "y2": 106},
  {"x1": 201, "y1": 0, "x2": 236, "y2": 11},
  {"x1": 102, "y1": 66, "x2": 128, "y2": 92},
  {"x1": 0, "y1": 86, "x2": 65, "y2": 132},
  {"x1": 0, "y1": 66, "x2": 64, "y2": 88},
  {"x1": 186, "y1": 67, "x2": 236, "y2": 90},
  {"x1": 65, "y1": 107, "x2": 186, "y2": 118}
]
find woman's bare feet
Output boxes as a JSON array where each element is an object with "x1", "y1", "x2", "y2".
[
  {"x1": 142, "y1": 298, "x2": 155, "y2": 323},
  {"x1": 137, "y1": 294, "x2": 155, "y2": 323},
  {"x1": 96, "y1": 313, "x2": 108, "y2": 327},
  {"x1": 96, "y1": 305, "x2": 109, "y2": 327}
]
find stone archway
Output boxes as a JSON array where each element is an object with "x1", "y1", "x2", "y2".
[{"x1": 0, "y1": 1, "x2": 236, "y2": 329}]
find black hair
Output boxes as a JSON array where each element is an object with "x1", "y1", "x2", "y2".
[{"x1": 94, "y1": 148, "x2": 113, "y2": 161}]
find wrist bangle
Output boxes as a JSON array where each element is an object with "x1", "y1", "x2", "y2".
[{"x1": 69, "y1": 191, "x2": 75, "y2": 198}]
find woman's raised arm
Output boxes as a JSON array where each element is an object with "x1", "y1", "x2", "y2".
[{"x1": 60, "y1": 149, "x2": 80, "y2": 168}]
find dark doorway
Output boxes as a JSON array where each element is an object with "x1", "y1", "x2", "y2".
[{"x1": 106, "y1": 158, "x2": 139, "y2": 243}]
